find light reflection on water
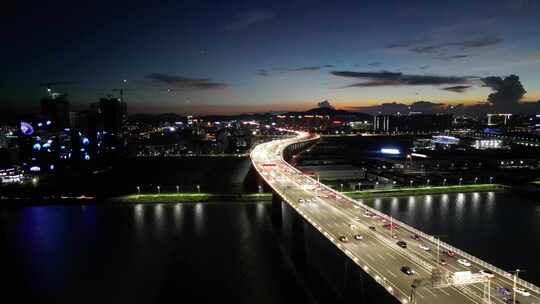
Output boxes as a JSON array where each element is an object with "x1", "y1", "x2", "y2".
[
  {"x1": 365, "y1": 191, "x2": 540, "y2": 284},
  {"x1": 0, "y1": 201, "x2": 311, "y2": 304}
]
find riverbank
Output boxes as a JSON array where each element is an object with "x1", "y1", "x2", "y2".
[
  {"x1": 343, "y1": 184, "x2": 505, "y2": 199},
  {"x1": 115, "y1": 192, "x2": 272, "y2": 203}
]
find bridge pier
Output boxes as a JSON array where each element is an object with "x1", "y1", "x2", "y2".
[{"x1": 270, "y1": 192, "x2": 399, "y2": 304}]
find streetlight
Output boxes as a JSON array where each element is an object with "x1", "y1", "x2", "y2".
[
  {"x1": 340, "y1": 183, "x2": 343, "y2": 192},
  {"x1": 358, "y1": 182, "x2": 362, "y2": 191},
  {"x1": 443, "y1": 178, "x2": 447, "y2": 186},
  {"x1": 196, "y1": 185, "x2": 201, "y2": 193},
  {"x1": 258, "y1": 185, "x2": 262, "y2": 193},
  {"x1": 137, "y1": 186, "x2": 141, "y2": 195},
  {"x1": 474, "y1": 177, "x2": 478, "y2": 184},
  {"x1": 489, "y1": 176, "x2": 494, "y2": 184},
  {"x1": 426, "y1": 179, "x2": 430, "y2": 186},
  {"x1": 513, "y1": 269, "x2": 524, "y2": 304},
  {"x1": 176, "y1": 185, "x2": 180, "y2": 193},
  {"x1": 459, "y1": 177, "x2": 463, "y2": 185},
  {"x1": 409, "y1": 180, "x2": 413, "y2": 188},
  {"x1": 157, "y1": 185, "x2": 160, "y2": 194}
]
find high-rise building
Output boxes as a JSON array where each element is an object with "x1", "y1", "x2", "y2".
[
  {"x1": 40, "y1": 93, "x2": 70, "y2": 129},
  {"x1": 373, "y1": 113, "x2": 453, "y2": 132}
]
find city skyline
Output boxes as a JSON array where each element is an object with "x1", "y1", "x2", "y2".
[{"x1": 2, "y1": 0, "x2": 540, "y2": 115}]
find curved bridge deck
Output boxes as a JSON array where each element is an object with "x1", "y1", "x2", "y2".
[{"x1": 251, "y1": 132, "x2": 540, "y2": 304}]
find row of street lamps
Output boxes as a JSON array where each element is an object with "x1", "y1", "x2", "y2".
[
  {"x1": 340, "y1": 176, "x2": 496, "y2": 191},
  {"x1": 136, "y1": 185, "x2": 201, "y2": 194}
]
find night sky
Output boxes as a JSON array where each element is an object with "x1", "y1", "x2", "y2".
[{"x1": 2, "y1": 0, "x2": 539, "y2": 115}]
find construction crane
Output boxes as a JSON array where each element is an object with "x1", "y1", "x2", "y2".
[{"x1": 39, "y1": 81, "x2": 79, "y2": 97}]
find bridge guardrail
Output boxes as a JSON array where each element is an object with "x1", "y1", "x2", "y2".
[{"x1": 277, "y1": 134, "x2": 540, "y2": 295}]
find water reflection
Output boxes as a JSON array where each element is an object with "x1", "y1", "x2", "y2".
[
  {"x1": 194, "y1": 203, "x2": 205, "y2": 236},
  {"x1": 364, "y1": 191, "x2": 540, "y2": 284}
]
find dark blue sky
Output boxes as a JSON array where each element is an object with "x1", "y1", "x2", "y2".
[{"x1": 2, "y1": 0, "x2": 539, "y2": 114}]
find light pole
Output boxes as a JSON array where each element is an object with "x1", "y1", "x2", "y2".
[
  {"x1": 176, "y1": 185, "x2": 180, "y2": 193},
  {"x1": 358, "y1": 182, "x2": 362, "y2": 191},
  {"x1": 474, "y1": 177, "x2": 478, "y2": 184},
  {"x1": 513, "y1": 269, "x2": 523, "y2": 304},
  {"x1": 197, "y1": 185, "x2": 201, "y2": 193},
  {"x1": 443, "y1": 178, "x2": 447, "y2": 186},
  {"x1": 137, "y1": 186, "x2": 141, "y2": 195},
  {"x1": 258, "y1": 185, "x2": 262, "y2": 193},
  {"x1": 157, "y1": 185, "x2": 160, "y2": 194},
  {"x1": 459, "y1": 177, "x2": 463, "y2": 185},
  {"x1": 426, "y1": 179, "x2": 430, "y2": 186},
  {"x1": 489, "y1": 176, "x2": 494, "y2": 184},
  {"x1": 340, "y1": 183, "x2": 343, "y2": 192},
  {"x1": 410, "y1": 180, "x2": 413, "y2": 188}
]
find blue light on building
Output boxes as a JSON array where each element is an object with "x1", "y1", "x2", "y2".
[
  {"x1": 33, "y1": 143, "x2": 42, "y2": 151},
  {"x1": 20, "y1": 122, "x2": 35, "y2": 135}
]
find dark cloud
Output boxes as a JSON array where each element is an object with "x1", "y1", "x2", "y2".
[
  {"x1": 330, "y1": 70, "x2": 474, "y2": 88},
  {"x1": 288, "y1": 65, "x2": 334, "y2": 72},
  {"x1": 442, "y1": 85, "x2": 472, "y2": 93},
  {"x1": 288, "y1": 66, "x2": 323, "y2": 72},
  {"x1": 481, "y1": 74, "x2": 526, "y2": 107},
  {"x1": 224, "y1": 9, "x2": 275, "y2": 31},
  {"x1": 146, "y1": 73, "x2": 227, "y2": 90},
  {"x1": 257, "y1": 69, "x2": 269, "y2": 77},
  {"x1": 368, "y1": 62, "x2": 382, "y2": 67},
  {"x1": 408, "y1": 36, "x2": 502, "y2": 54},
  {"x1": 439, "y1": 54, "x2": 468, "y2": 61}
]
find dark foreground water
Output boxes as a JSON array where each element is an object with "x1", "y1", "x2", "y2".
[
  {"x1": 0, "y1": 202, "x2": 313, "y2": 304},
  {"x1": 364, "y1": 191, "x2": 540, "y2": 284}
]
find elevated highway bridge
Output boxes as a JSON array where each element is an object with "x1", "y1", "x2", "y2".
[{"x1": 251, "y1": 131, "x2": 540, "y2": 304}]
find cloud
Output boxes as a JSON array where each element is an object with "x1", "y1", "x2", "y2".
[
  {"x1": 408, "y1": 35, "x2": 502, "y2": 54},
  {"x1": 442, "y1": 85, "x2": 472, "y2": 93},
  {"x1": 330, "y1": 70, "x2": 474, "y2": 88},
  {"x1": 257, "y1": 69, "x2": 269, "y2": 77},
  {"x1": 481, "y1": 74, "x2": 526, "y2": 107},
  {"x1": 225, "y1": 9, "x2": 275, "y2": 31},
  {"x1": 439, "y1": 54, "x2": 468, "y2": 61},
  {"x1": 368, "y1": 62, "x2": 381, "y2": 67},
  {"x1": 288, "y1": 65, "x2": 334, "y2": 72},
  {"x1": 146, "y1": 73, "x2": 227, "y2": 90}
]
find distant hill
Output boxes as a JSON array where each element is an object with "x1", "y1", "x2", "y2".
[{"x1": 283, "y1": 107, "x2": 372, "y2": 120}]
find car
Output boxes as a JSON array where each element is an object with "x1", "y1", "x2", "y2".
[
  {"x1": 419, "y1": 244, "x2": 430, "y2": 251},
  {"x1": 363, "y1": 211, "x2": 373, "y2": 218},
  {"x1": 445, "y1": 250, "x2": 456, "y2": 257},
  {"x1": 348, "y1": 224, "x2": 357, "y2": 230},
  {"x1": 480, "y1": 270, "x2": 495, "y2": 278},
  {"x1": 298, "y1": 198, "x2": 305, "y2": 203},
  {"x1": 354, "y1": 234, "x2": 364, "y2": 240},
  {"x1": 503, "y1": 298, "x2": 520, "y2": 304},
  {"x1": 514, "y1": 288, "x2": 531, "y2": 297},
  {"x1": 498, "y1": 287, "x2": 511, "y2": 297},
  {"x1": 411, "y1": 234, "x2": 421, "y2": 240},
  {"x1": 369, "y1": 226, "x2": 376, "y2": 230},
  {"x1": 392, "y1": 233, "x2": 399, "y2": 239},
  {"x1": 400, "y1": 266, "x2": 415, "y2": 275},
  {"x1": 397, "y1": 240, "x2": 407, "y2": 248},
  {"x1": 439, "y1": 259, "x2": 447, "y2": 266},
  {"x1": 457, "y1": 259, "x2": 471, "y2": 267},
  {"x1": 339, "y1": 235, "x2": 349, "y2": 243}
]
